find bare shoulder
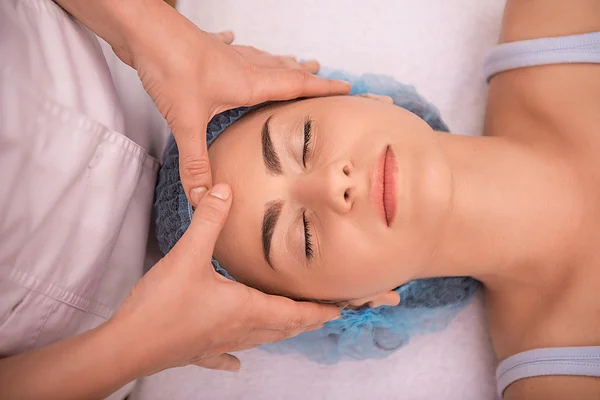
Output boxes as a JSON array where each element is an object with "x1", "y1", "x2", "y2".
[
  {"x1": 484, "y1": 0, "x2": 600, "y2": 140},
  {"x1": 500, "y1": 0, "x2": 600, "y2": 44},
  {"x1": 504, "y1": 375, "x2": 600, "y2": 400}
]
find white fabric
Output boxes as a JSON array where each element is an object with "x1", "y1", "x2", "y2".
[
  {"x1": 132, "y1": 1, "x2": 504, "y2": 399},
  {"x1": 0, "y1": 1, "x2": 168, "y2": 398},
  {"x1": 132, "y1": 294, "x2": 496, "y2": 400}
]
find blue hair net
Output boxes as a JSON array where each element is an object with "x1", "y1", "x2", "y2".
[{"x1": 154, "y1": 68, "x2": 481, "y2": 364}]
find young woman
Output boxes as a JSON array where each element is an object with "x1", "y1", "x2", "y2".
[{"x1": 156, "y1": 1, "x2": 600, "y2": 398}]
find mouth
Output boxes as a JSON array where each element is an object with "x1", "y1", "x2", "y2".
[{"x1": 371, "y1": 146, "x2": 397, "y2": 227}]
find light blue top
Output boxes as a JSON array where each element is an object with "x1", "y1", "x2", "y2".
[
  {"x1": 497, "y1": 347, "x2": 600, "y2": 397},
  {"x1": 484, "y1": 31, "x2": 600, "y2": 82},
  {"x1": 485, "y1": 31, "x2": 600, "y2": 398}
]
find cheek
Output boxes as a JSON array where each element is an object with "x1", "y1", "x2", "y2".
[
  {"x1": 318, "y1": 222, "x2": 393, "y2": 292},
  {"x1": 323, "y1": 122, "x2": 374, "y2": 153}
]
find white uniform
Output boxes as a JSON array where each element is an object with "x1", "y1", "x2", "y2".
[{"x1": 0, "y1": 1, "x2": 168, "y2": 398}]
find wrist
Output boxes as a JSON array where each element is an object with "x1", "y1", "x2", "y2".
[
  {"x1": 124, "y1": 1, "x2": 213, "y2": 74},
  {"x1": 101, "y1": 305, "x2": 203, "y2": 378},
  {"x1": 114, "y1": 0, "x2": 184, "y2": 68},
  {"x1": 91, "y1": 317, "x2": 153, "y2": 382},
  {"x1": 54, "y1": 0, "x2": 176, "y2": 67}
]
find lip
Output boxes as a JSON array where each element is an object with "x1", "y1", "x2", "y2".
[{"x1": 371, "y1": 146, "x2": 397, "y2": 227}]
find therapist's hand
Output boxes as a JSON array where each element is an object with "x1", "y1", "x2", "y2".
[
  {"x1": 111, "y1": 183, "x2": 340, "y2": 374},
  {"x1": 56, "y1": 0, "x2": 350, "y2": 207},
  {"x1": 123, "y1": 9, "x2": 350, "y2": 204}
]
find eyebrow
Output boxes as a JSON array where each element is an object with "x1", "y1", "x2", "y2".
[
  {"x1": 261, "y1": 200, "x2": 284, "y2": 270},
  {"x1": 261, "y1": 116, "x2": 283, "y2": 175}
]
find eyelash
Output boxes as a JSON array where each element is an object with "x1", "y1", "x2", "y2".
[
  {"x1": 302, "y1": 119, "x2": 312, "y2": 167},
  {"x1": 303, "y1": 212, "x2": 314, "y2": 260},
  {"x1": 302, "y1": 118, "x2": 314, "y2": 260}
]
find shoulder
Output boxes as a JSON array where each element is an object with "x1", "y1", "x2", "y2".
[
  {"x1": 484, "y1": 1, "x2": 600, "y2": 139},
  {"x1": 504, "y1": 375, "x2": 600, "y2": 400}
]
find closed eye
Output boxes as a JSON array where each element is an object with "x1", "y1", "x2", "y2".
[
  {"x1": 303, "y1": 211, "x2": 314, "y2": 260},
  {"x1": 302, "y1": 118, "x2": 312, "y2": 167}
]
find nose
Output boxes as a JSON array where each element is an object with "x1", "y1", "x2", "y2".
[{"x1": 294, "y1": 160, "x2": 355, "y2": 214}]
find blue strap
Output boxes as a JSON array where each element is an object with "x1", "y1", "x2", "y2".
[
  {"x1": 484, "y1": 31, "x2": 600, "y2": 82},
  {"x1": 496, "y1": 346, "x2": 600, "y2": 397}
]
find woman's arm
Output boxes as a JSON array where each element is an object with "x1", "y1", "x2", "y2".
[
  {"x1": 0, "y1": 321, "x2": 145, "y2": 400},
  {"x1": 500, "y1": 0, "x2": 600, "y2": 43},
  {"x1": 485, "y1": 0, "x2": 600, "y2": 140},
  {"x1": 53, "y1": 0, "x2": 184, "y2": 67},
  {"x1": 504, "y1": 375, "x2": 600, "y2": 400},
  {"x1": 489, "y1": 2, "x2": 600, "y2": 398}
]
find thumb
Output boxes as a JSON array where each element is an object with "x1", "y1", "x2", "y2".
[
  {"x1": 193, "y1": 354, "x2": 241, "y2": 372},
  {"x1": 250, "y1": 68, "x2": 351, "y2": 104},
  {"x1": 170, "y1": 183, "x2": 232, "y2": 267},
  {"x1": 177, "y1": 133, "x2": 213, "y2": 206}
]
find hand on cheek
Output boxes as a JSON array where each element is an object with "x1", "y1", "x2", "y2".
[{"x1": 110, "y1": 183, "x2": 340, "y2": 374}]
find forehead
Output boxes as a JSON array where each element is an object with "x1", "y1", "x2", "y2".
[
  {"x1": 207, "y1": 103, "x2": 282, "y2": 290},
  {"x1": 206, "y1": 96, "x2": 406, "y2": 294}
]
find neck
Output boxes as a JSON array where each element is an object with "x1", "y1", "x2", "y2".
[{"x1": 420, "y1": 133, "x2": 578, "y2": 290}]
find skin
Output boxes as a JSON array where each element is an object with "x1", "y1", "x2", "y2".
[
  {"x1": 209, "y1": 1, "x2": 600, "y2": 398},
  {"x1": 485, "y1": 1, "x2": 600, "y2": 399},
  {"x1": 209, "y1": 95, "x2": 450, "y2": 307}
]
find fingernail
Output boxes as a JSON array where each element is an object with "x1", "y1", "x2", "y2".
[
  {"x1": 209, "y1": 183, "x2": 231, "y2": 201},
  {"x1": 190, "y1": 187, "x2": 208, "y2": 206},
  {"x1": 222, "y1": 30, "x2": 234, "y2": 41}
]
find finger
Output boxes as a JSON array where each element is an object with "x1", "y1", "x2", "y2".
[
  {"x1": 225, "y1": 324, "x2": 326, "y2": 352},
  {"x1": 232, "y1": 45, "x2": 269, "y2": 56},
  {"x1": 177, "y1": 137, "x2": 213, "y2": 205},
  {"x1": 249, "y1": 293, "x2": 340, "y2": 331},
  {"x1": 194, "y1": 354, "x2": 240, "y2": 372},
  {"x1": 170, "y1": 183, "x2": 232, "y2": 267},
  {"x1": 246, "y1": 323, "x2": 325, "y2": 346},
  {"x1": 210, "y1": 30, "x2": 235, "y2": 45},
  {"x1": 230, "y1": 343, "x2": 260, "y2": 352},
  {"x1": 304, "y1": 322, "x2": 326, "y2": 333},
  {"x1": 280, "y1": 56, "x2": 301, "y2": 66},
  {"x1": 276, "y1": 57, "x2": 303, "y2": 70},
  {"x1": 276, "y1": 57, "x2": 318, "y2": 73},
  {"x1": 239, "y1": 54, "x2": 301, "y2": 71},
  {"x1": 250, "y1": 68, "x2": 351, "y2": 104},
  {"x1": 356, "y1": 93, "x2": 394, "y2": 104},
  {"x1": 299, "y1": 59, "x2": 320, "y2": 74},
  {"x1": 273, "y1": 58, "x2": 318, "y2": 74}
]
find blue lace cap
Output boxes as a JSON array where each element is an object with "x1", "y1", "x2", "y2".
[{"x1": 154, "y1": 69, "x2": 480, "y2": 363}]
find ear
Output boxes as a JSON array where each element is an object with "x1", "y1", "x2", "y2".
[
  {"x1": 355, "y1": 93, "x2": 394, "y2": 104},
  {"x1": 348, "y1": 291, "x2": 400, "y2": 309}
]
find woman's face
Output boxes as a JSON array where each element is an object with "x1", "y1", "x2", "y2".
[{"x1": 208, "y1": 95, "x2": 453, "y2": 305}]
